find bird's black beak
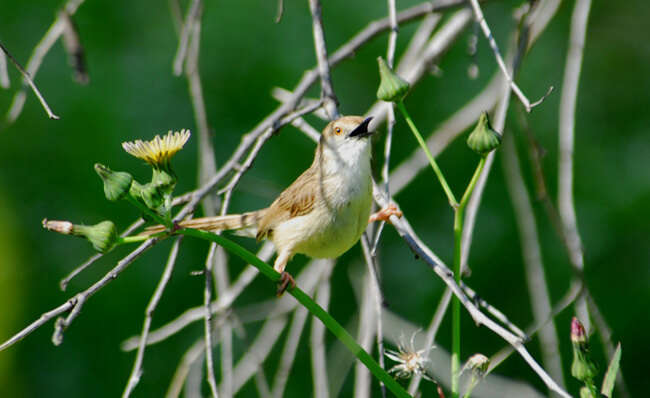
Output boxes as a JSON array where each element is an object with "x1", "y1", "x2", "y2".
[{"x1": 348, "y1": 117, "x2": 373, "y2": 138}]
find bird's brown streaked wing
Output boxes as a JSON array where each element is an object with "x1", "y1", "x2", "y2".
[{"x1": 256, "y1": 166, "x2": 317, "y2": 240}]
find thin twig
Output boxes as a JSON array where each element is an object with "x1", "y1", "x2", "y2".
[
  {"x1": 203, "y1": 244, "x2": 220, "y2": 398},
  {"x1": 371, "y1": 0, "x2": 399, "y2": 257},
  {"x1": 5, "y1": 0, "x2": 86, "y2": 124},
  {"x1": 183, "y1": 6, "x2": 219, "y2": 216},
  {"x1": 489, "y1": 279, "x2": 584, "y2": 371},
  {"x1": 558, "y1": 0, "x2": 591, "y2": 330},
  {"x1": 173, "y1": 0, "x2": 202, "y2": 76},
  {"x1": 0, "y1": 47, "x2": 10, "y2": 88},
  {"x1": 308, "y1": 0, "x2": 339, "y2": 120},
  {"x1": 271, "y1": 305, "x2": 309, "y2": 398},
  {"x1": 460, "y1": 282, "x2": 527, "y2": 340},
  {"x1": 166, "y1": 339, "x2": 205, "y2": 398},
  {"x1": 213, "y1": 246, "x2": 233, "y2": 398},
  {"x1": 502, "y1": 131, "x2": 565, "y2": 388},
  {"x1": 360, "y1": 234, "x2": 387, "y2": 398},
  {"x1": 310, "y1": 261, "x2": 333, "y2": 398},
  {"x1": 407, "y1": 288, "x2": 452, "y2": 395},
  {"x1": 0, "y1": 41, "x2": 59, "y2": 120},
  {"x1": 230, "y1": 317, "x2": 286, "y2": 394},
  {"x1": 168, "y1": 0, "x2": 183, "y2": 34},
  {"x1": 397, "y1": 13, "x2": 441, "y2": 76},
  {"x1": 354, "y1": 255, "x2": 379, "y2": 398},
  {"x1": 123, "y1": 237, "x2": 182, "y2": 398},
  {"x1": 467, "y1": 0, "x2": 551, "y2": 112},
  {"x1": 0, "y1": 238, "x2": 156, "y2": 351},
  {"x1": 275, "y1": 0, "x2": 284, "y2": 23}
]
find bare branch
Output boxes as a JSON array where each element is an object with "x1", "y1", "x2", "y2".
[
  {"x1": 558, "y1": 0, "x2": 592, "y2": 330},
  {"x1": 353, "y1": 257, "x2": 378, "y2": 398},
  {"x1": 203, "y1": 244, "x2": 221, "y2": 398},
  {"x1": 310, "y1": 262, "x2": 333, "y2": 398},
  {"x1": 121, "y1": 243, "x2": 274, "y2": 351},
  {"x1": 489, "y1": 279, "x2": 584, "y2": 371},
  {"x1": 502, "y1": 132, "x2": 565, "y2": 388},
  {"x1": 0, "y1": 48, "x2": 10, "y2": 88},
  {"x1": 231, "y1": 317, "x2": 286, "y2": 394},
  {"x1": 308, "y1": 0, "x2": 339, "y2": 119},
  {"x1": 467, "y1": 0, "x2": 551, "y2": 112},
  {"x1": 271, "y1": 305, "x2": 309, "y2": 398},
  {"x1": 407, "y1": 288, "x2": 452, "y2": 394},
  {"x1": 0, "y1": 41, "x2": 59, "y2": 120},
  {"x1": 360, "y1": 234, "x2": 387, "y2": 398},
  {"x1": 173, "y1": 0, "x2": 202, "y2": 76},
  {"x1": 1, "y1": 238, "x2": 157, "y2": 351},
  {"x1": 5, "y1": 0, "x2": 86, "y2": 123},
  {"x1": 166, "y1": 339, "x2": 205, "y2": 398},
  {"x1": 460, "y1": 282, "x2": 527, "y2": 340},
  {"x1": 123, "y1": 237, "x2": 182, "y2": 398}
]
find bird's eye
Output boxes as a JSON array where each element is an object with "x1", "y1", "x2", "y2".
[{"x1": 334, "y1": 127, "x2": 342, "y2": 135}]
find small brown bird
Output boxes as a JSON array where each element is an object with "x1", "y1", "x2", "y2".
[{"x1": 146, "y1": 116, "x2": 400, "y2": 293}]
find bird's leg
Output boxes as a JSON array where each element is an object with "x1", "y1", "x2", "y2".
[
  {"x1": 274, "y1": 249, "x2": 295, "y2": 296},
  {"x1": 369, "y1": 203, "x2": 403, "y2": 224}
]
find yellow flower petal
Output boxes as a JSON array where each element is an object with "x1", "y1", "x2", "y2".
[{"x1": 122, "y1": 129, "x2": 190, "y2": 166}]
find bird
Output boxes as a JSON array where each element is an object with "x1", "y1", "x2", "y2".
[{"x1": 145, "y1": 115, "x2": 401, "y2": 294}]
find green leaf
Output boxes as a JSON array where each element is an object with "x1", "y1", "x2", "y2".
[{"x1": 600, "y1": 343, "x2": 622, "y2": 398}]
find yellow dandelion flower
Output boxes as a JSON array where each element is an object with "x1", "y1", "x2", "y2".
[{"x1": 122, "y1": 129, "x2": 190, "y2": 167}]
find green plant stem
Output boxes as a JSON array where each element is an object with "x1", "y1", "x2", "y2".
[
  {"x1": 397, "y1": 101, "x2": 458, "y2": 207},
  {"x1": 460, "y1": 157, "x2": 486, "y2": 209},
  {"x1": 118, "y1": 235, "x2": 150, "y2": 245},
  {"x1": 451, "y1": 157, "x2": 487, "y2": 398},
  {"x1": 177, "y1": 227, "x2": 412, "y2": 398},
  {"x1": 451, "y1": 208, "x2": 462, "y2": 398}
]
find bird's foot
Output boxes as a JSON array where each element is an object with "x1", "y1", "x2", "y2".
[
  {"x1": 369, "y1": 203, "x2": 403, "y2": 224},
  {"x1": 276, "y1": 271, "x2": 296, "y2": 297}
]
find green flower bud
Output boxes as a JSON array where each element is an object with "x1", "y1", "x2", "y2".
[
  {"x1": 151, "y1": 167, "x2": 176, "y2": 196},
  {"x1": 570, "y1": 317, "x2": 598, "y2": 382},
  {"x1": 467, "y1": 112, "x2": 501, "y2": 156},
  {"x1": 73, "y1": 221, "x2": 119, "y2": 253},
  {"x1": 376, "y1": 57, "x2": 410, "y2": 103},
  {"x1": 140, "y1": 182, "x2": 164, "y2": 211},
  {"x1": 94, "y1": 163, "x2": 133, "y2": 201},
  {"x1": 43, "y1": 219, "x2": 119, "y2": 253}
]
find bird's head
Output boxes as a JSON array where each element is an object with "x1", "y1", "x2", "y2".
[{"x1": 318, "y1": 115, "x2": 374, "y2": 170}]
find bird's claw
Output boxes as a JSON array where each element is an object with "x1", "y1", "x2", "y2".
[
  {"x1": 276, "y1": 271, "x2": 296, "y2": 297},
  {"x1": 369, "y1": 203, "x2": 403, "y2": 224}
]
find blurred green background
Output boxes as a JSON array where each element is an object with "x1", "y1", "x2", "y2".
[{"x1": 1, "y1": 0, "x2": 648, "y2": 397}]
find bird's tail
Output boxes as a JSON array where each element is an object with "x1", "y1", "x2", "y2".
[{"x1": 141, "y1": 209, "x2": 266, "y2": 236}]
